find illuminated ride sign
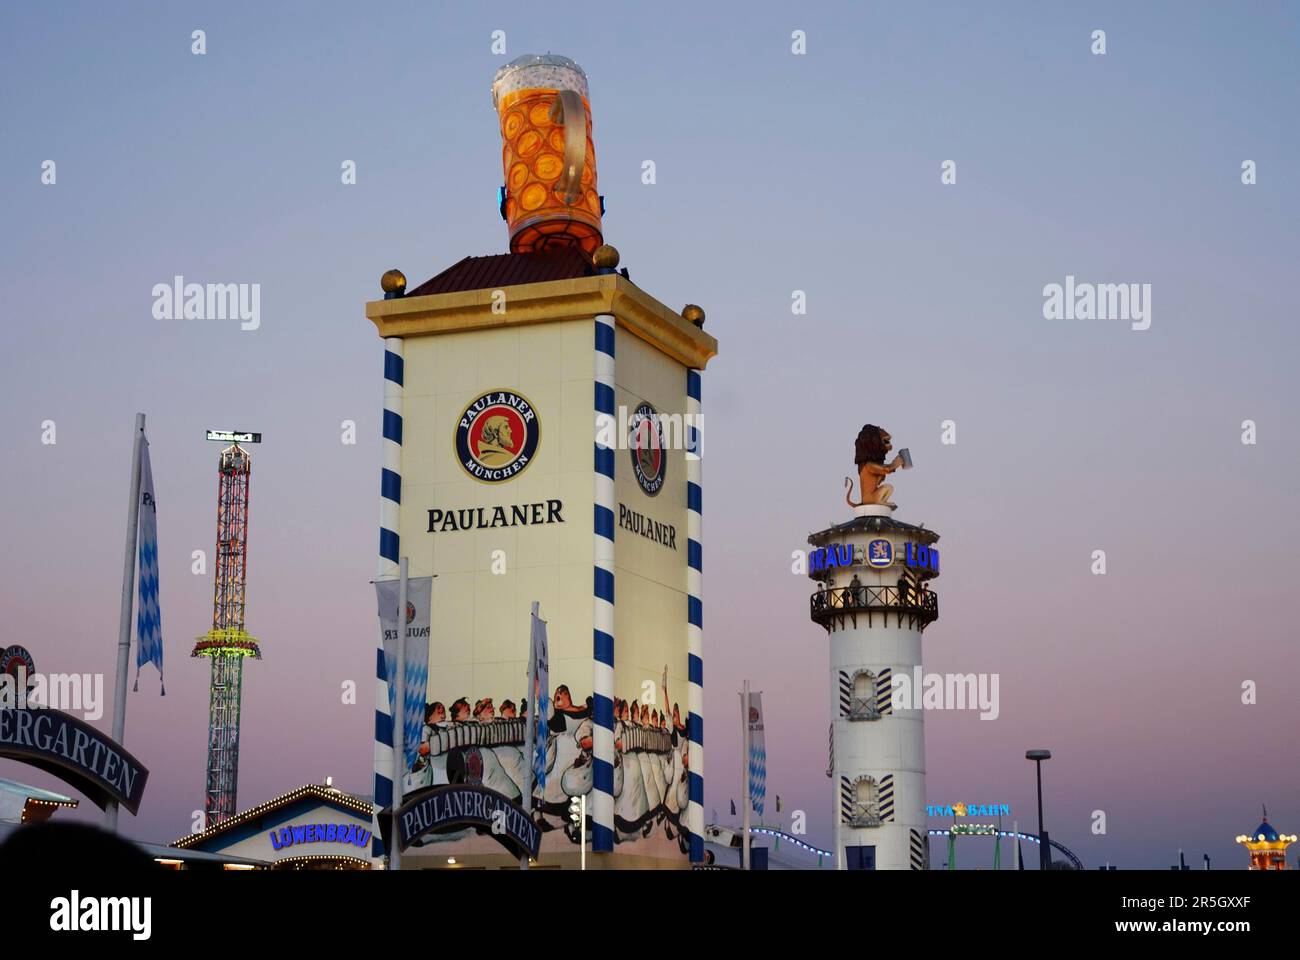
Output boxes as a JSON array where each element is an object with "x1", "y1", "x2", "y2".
[
  {"x1": 809, "y1": 540, "x2": 939, "y2": 575},
  {"x1": 381, "y1": 783, "x2": 541, "y2": 859},
  {"x1": 205, "y1": 430, "x2": 262, "y2": 444},
  {"x1": 0, "y1": 708, "x2": 149, "y2": 814},
  {"x1": 927, "y1": 803, "x2": 1010, "y2": 818}
]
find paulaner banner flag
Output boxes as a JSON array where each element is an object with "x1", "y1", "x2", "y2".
[
  {"x1": 133, "y1": 435, "x2": 164, "y2": 694},
  {"x1": 530, "y1": 609, "x2": 550, "y2": 793},
  {"x1": 376, "y1": 576, "x2": 434, "y2": 776},
  {"x1": 746, "y1": 691, "x2": 766, "y2": 815}
]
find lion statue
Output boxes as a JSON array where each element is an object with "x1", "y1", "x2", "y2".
[{"x1": 845, "y1": 424, "x2": 904, "y2": 508}]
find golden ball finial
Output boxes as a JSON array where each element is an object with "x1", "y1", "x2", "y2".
[
  {"x1": 682, "y1": 304, "x2": 705, "y2": 327},
  {"x1": 380, "y1": 269, "x2": 407, "y2": 295},
  {"x1": 592, "y1": 244, "x2": 620, "y2": 270}
]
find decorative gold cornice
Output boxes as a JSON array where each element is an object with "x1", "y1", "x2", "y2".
[{"x1": 366, "y1": 274, "x2": 718, "y2": 370}]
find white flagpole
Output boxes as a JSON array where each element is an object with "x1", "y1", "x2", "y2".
[
  {"x1": 521, "y1": 600, "x2": 539, "y2": 870},
  {"x1": 391, "y1": 556, "x2": 408, "y2": 870},
  {"x1": 741, "y1": 678, "x2": 751, "y2": 870},
  {"x1": 107, "y1": 412, "x2": 145, "y2": 833}
]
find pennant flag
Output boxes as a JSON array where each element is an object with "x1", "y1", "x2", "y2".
[
  {"x1": 745, "y1": 691, "x2": 766, "y2": 815},
  {"x1": 530, "y1": 609, "x2": 551, "y2": 795},
  {"x1": 730, "y1": 798, "x2": 736, "y2": 816},
  {"x1": 376, "y1": 575, "x2": 434, "y2": 775},
  {"x1": 776, "y1": 794, "x2": 782, "y2": 813},
  {"x1": 133, "y1": 435, "x2": 164, "y2": 694}
]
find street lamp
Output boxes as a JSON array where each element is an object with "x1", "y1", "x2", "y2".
[
  {"x1": 568, "y1": 795, "x2": 586, "y2": 870},
  {"x1": 1026, "y1": 749, "x2": 1051, "y2": 871}
]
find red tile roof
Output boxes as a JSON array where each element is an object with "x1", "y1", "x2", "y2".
[{"x1": 406, "y1": 248, "x2": 595, "y2": 297}]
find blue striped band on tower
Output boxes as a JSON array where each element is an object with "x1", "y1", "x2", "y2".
[
  {"x1": 591, "y1": 313, "x2": 616, "y2": 852},
  {"x1": 373, "y1": 337, "x2": 403, "y2": 859},
  {"x1": 910, "y1": 828, "x2": 927, "y2": 870},
  {"x1": 878, "y1": 773, "x2": 895, "y2": 822},
  {"x1": 875, "y1": 668, "x2": 894, "y2": 716},
  {"x1": 685, "y1": 367, "x2": 705, "y2": 861}
]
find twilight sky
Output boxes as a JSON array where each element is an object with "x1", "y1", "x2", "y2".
[{"x1": 2, "y1": 0, "x2": 1298, "y2": 868}]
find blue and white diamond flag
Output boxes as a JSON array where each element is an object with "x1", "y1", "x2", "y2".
[
  {"x1": 133, "y1": 435, "x2": 164, "y2": 694},
  {"x1": 746, "y1": 691, "x2": 766, "y2": 815}
]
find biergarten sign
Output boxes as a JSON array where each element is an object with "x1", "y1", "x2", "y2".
[
  {"x1": 0, "y1": 708, "x2": 149, "y2": 814},
  {"x1": 384, "y1": 783, "x2": 541, "y2": 858}
]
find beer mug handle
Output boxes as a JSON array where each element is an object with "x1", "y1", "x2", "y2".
[{"x1": 548, "y1": 89, "x2": 586, "y2": 205}]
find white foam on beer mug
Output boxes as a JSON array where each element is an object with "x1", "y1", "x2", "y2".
[{"x1": 491, "y1": 53, "x2": 590, "y2": 108}]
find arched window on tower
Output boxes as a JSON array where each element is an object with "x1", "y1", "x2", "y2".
[
  {"x1": 848, "y1": 669, "x2": 880, "y2": 721},
  {"x1": 850, "y1": 776, "x2": 881, "y2": 827}
]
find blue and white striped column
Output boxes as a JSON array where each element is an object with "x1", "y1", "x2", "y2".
[
  {"x1": 373, "y1": 337, "x2": 403, "y2": 859},
  {"x1": 591, "y1": 313, "x2": 617, "y2": 852},
  {"x1": 685, "y1": 368, "x2": 705, "y2": 862}
]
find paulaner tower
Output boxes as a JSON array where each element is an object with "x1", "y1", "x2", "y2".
[
  {"x1": 809, "y1": 426, "x2": 939, "y2": 870},
  {"x1": 367, "y1": 55, "x2": 716, "y2": 868}
]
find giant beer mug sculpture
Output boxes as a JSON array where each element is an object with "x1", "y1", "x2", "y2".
[{"x1": 492, "y1": 54, "x2": 603, "y2": 254}]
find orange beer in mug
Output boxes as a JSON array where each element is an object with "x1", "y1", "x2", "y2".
[{"x1": 491, "y1": 54, "x2": 603, "y2": 254}]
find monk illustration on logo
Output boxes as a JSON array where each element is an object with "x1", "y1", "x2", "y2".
[
  {"x1": 637, "y1": 438, "x2": 657, "y2": 478},
  {"x1": 845, "y1": 424, "x2": 909, "y2": 509},
  {"x1": 477, "y1": 415, "x2": 516, "y2": 465}
]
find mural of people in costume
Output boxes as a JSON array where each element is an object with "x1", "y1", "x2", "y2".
[
  {"x1": 405, "y1": 680, "x2": 688, "y2": 853},
  {"x1": 409, "y1": 701, "x2": 449, "y2": 790}
]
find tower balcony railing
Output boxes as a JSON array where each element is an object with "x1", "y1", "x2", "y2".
[{"x1": 810, "y1": 584, "x2": 938, "y2": 631}]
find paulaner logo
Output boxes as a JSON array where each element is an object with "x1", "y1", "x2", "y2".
[
  {"x1": 454, "y1": 389, "x2": 540, "y2": 483},
  {"x1": 151, "y1": 275, "x2": 261, "y2": 330},
  {"x1": 595, "y1": 405, "x2": 702, "y2": 453},
  {"x1": 629, "y1": 401, "x2": 666, "y2": 496},
  {"x1": 50, "y1": 890, "x2": 151, "y2": 940}
]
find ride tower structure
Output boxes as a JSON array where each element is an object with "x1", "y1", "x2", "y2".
[{"x1": 192, "y1": 430, "x2": 263, "y2": 824}]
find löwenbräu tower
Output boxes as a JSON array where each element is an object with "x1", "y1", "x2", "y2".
[
  {"x1": 811, "y1": 425, "x2": 939, "y2": 870},
  {"x1": 366, "y1": 55, "x2": 717, "y2": 869}
]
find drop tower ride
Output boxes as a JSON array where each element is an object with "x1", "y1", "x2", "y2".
[{"x1": 192, "y1": 430, "x2": 262, "y2": 824}]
